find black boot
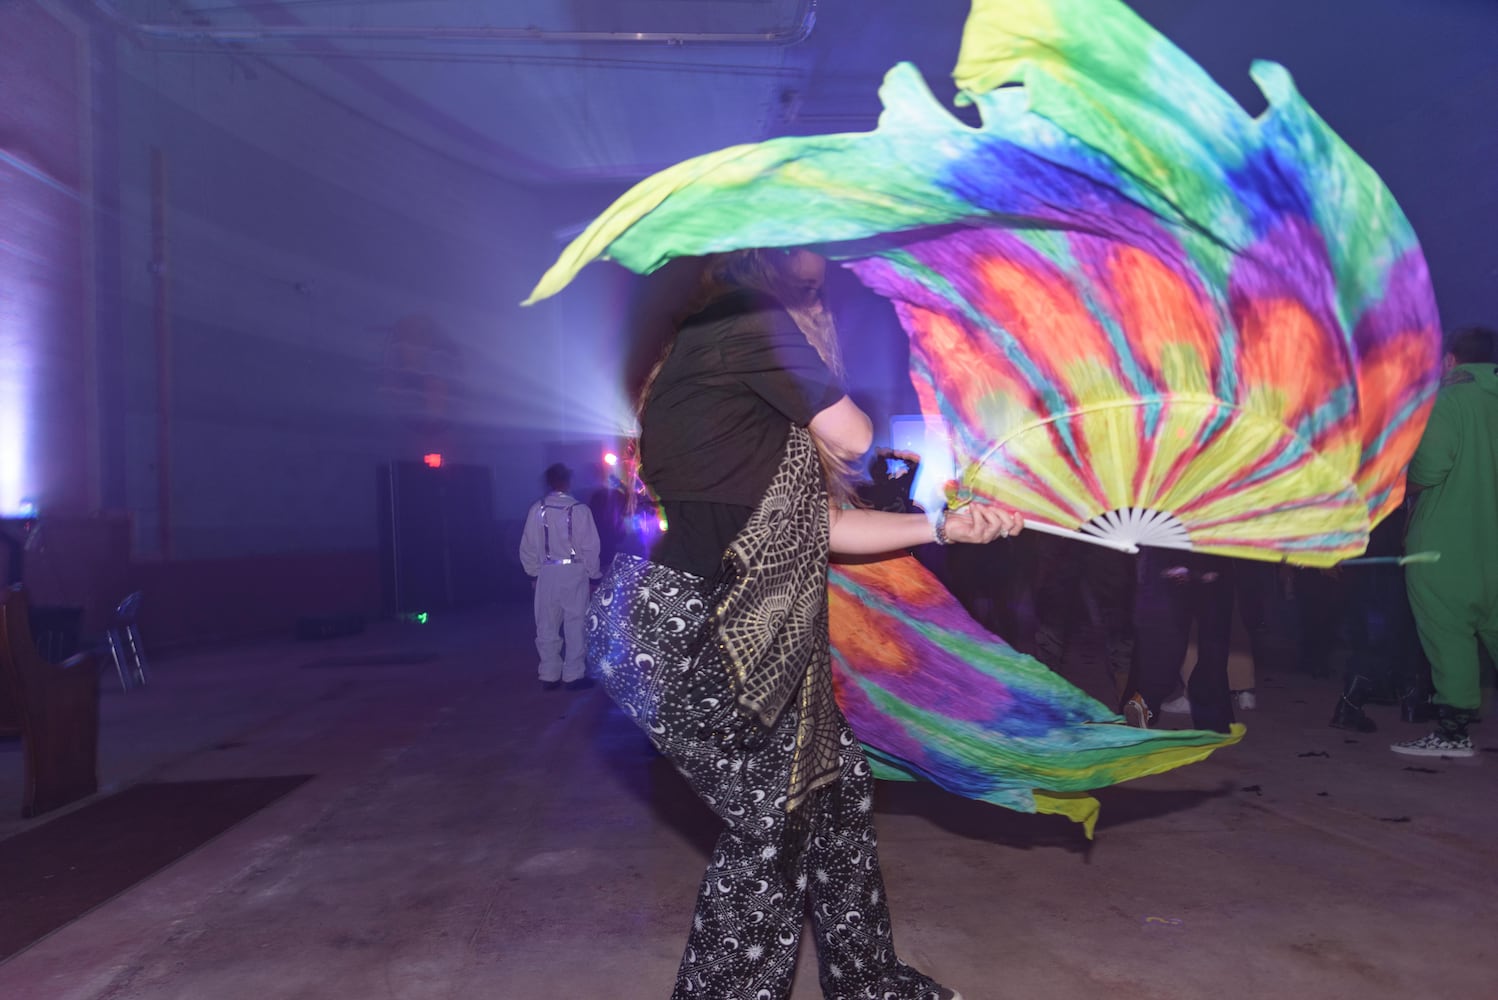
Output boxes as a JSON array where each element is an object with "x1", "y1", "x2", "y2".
[
  {"x1": 1399, "y1": 684, "x2": 1434, "y2": 723},
  {"x1": 1330, "y1": 675, "x2": 1377, "y2": 732}
]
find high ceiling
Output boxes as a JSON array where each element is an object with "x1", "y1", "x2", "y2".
[
  {"x1": 96, "y1": 0, "x2": 988, "y2": 183},
  {"x1": 87, "y1": 0, "x2": 1498, "y2": 331}
]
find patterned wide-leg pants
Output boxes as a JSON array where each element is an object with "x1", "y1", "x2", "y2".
[{"x1": 587, "y1": 555, "x2": 947, "y2": 1000}]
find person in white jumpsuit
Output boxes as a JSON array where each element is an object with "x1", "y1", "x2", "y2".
[{"x1": 519, "y1": 464, "x2": 601, "y2": 689}]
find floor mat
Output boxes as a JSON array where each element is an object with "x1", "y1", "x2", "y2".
[{"x1": 0, "y1": 776, "x2": 312, "y2": 961}]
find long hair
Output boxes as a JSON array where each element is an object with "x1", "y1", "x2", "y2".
[{"x1": 636, "y1": 249, "x2": 860, "y2": 503}]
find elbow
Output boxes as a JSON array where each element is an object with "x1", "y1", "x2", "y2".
[
  {"x1": 828, "y1": 416, "x2": 873, "y2": 463},
  {"x1": 809, "y1": 395, "x2": 873, "y2": 463},
  {"x1": 851, "y1": 415, "x2": 874, "y2": 457}
]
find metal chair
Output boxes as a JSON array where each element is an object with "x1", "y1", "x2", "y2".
[{"x1": 104, "y1": 591, "x2": 149, "y2": 691}]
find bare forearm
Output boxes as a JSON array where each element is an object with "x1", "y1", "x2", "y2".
[
  {"x1": 827, "y1": 502, "x2": 1025, "y2": 555},
  {"x1": 827, "y1": 508, "x2": 934, "y2": 555}
]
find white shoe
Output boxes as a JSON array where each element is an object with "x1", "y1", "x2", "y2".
[
  {"x1": 1233, "y1": 689, "x2": 1257, "y2": 711},
  {"x1": 1161, "y1": 693, "x2": 1192, "y2": 714}
]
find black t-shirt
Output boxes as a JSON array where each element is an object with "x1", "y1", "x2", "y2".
[{"x1": 641, "y1": 289, "x2": 844, "y2": 579}]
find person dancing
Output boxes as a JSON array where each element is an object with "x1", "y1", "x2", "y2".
[{"x1": 587, "y1": 248, "x2": 1021, "y2": 1000}]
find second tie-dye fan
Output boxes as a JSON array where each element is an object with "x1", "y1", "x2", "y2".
[{"x1": 528, "y1": 0, "x2": 1443, "y2": 567}]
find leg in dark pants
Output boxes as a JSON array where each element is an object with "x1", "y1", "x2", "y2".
[
  {"x1": 1126, "y1": 553, "x2": 1236, "y2": 734},
  {"x1": 1126, "y1": 551, "x2": 1194, "y2": 719},
  {"x1": 1236, "y1": 561, "x2": 1295, "y2": 676},
  {"x1": 1185, "y1": 558, "x2": 1235, "y2": 734},
  {"x1": 1086, "y1": 548, "x2": 1138, "y2": 699},
  {"x1": 589, "y1": 556, "x2": 946, "y2": 1000},
  {"x1": 663, "y1": 691, "x2": 941, "y2": 1000}
]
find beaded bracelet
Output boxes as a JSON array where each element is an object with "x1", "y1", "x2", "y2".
[{"x1": 934, "y1": 508, "x2": 951, "y2": 546}]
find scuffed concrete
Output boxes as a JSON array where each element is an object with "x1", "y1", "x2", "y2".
[{"x1": 0, "y1": 606, "x2": 1491, "y2": 1000}]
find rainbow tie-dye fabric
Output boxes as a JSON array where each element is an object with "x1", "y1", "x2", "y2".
[
  {"x1": 527, "y1": 0, "x2": 1442, "y2": 566},
  {"x1": 830, "y1": 556, "x2": 1241, "y2": 837}
]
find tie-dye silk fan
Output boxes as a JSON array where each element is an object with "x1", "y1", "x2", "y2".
[{"x1": 527, "y1": 0, "x2": 1442, "y2": 567}]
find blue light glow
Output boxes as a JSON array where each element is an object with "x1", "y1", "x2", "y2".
[
  {"x1": 889, "y1": 414, "x2": 954, "y2": 517},
  {"x1": 0, "y1": 247, "x2": 33, "y2": 518}
]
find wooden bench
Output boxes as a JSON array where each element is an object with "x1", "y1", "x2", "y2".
[{"x1": 0, "y1": 585, "x2": 100, "y2": 818}]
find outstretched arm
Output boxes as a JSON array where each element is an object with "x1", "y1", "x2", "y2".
[{"x1": 828, "y1": 504, "x2": 1022, "y2": 556}]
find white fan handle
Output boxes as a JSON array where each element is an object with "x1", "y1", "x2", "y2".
[{"x1": 1020, "y1": 518, "x2": 1141, "y2": 554}]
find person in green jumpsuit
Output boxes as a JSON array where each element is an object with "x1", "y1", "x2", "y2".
[{"x1": 1395, "y1": 326, "x2": 1498, "y2": 758}]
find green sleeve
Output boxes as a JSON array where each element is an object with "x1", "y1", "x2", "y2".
[{"x1": 1407, "y1": 393, "x2": 1459, "y2": 489}]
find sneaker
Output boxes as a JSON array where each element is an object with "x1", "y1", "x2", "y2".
[
  {"x1": 1233, "y1": 689, "x2": 1257, "y2": 711},
  {"x1": 540, "y1": 679, "x2": 562, "y2": 691},
  {"x1": 564, "y1": 677, "x2": 596, "y2": 691},
  {"x1": 1390, "y1": 731, "x2": 1475, "y2": 758},
  {"x1": 1161, "y1": 693, "x2": 1192, "y2": 715},
  {"x1": 1122, "y1": 693, "x2": 1153, "y2": 729}
]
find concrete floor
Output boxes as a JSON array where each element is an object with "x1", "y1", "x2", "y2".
[{"x1": 0, "y1": 604, "x2": 1493, "y2": 1000}]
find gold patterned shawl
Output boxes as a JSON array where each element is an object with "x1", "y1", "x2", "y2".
[{"x1": 714, "y1": 424, "x2": 841, "y2": 811}]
